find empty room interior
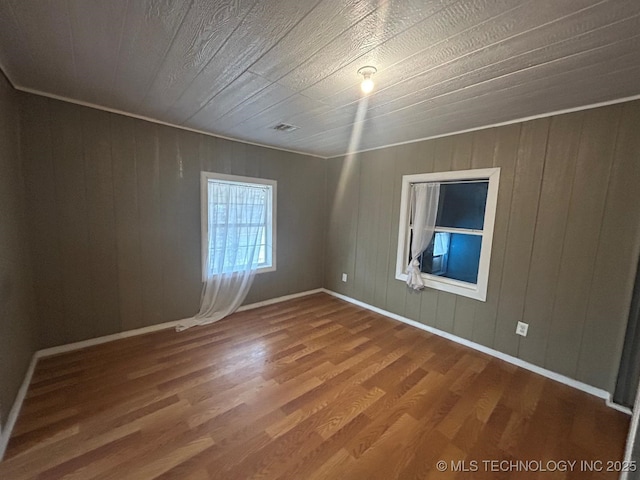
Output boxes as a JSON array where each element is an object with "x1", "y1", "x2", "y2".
[{"x1": 2, "y1": 1, "x2": 640, "y2": 478}]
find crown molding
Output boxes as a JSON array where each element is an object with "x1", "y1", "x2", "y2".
[
  {"x1": 326, "y1": 94, "x2": 640, "y2": 159},
  {"x1": 13, "y1": 85, "x2": 328, "y2": 159}
]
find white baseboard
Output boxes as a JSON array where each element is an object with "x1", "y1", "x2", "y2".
[
  {"x1": 322, "y1": 288, "x2": 630, "y2": 415},
  {"x1": 0, "y1": 354, "x2": 38, "y2": 460},
  {"x1": 0, "y1": 287, "x2": 324, "y2": 460},
  {"x1": 38, "y1": 288, "x2": 324, "y2": 358},
  {"x1": 237, "y1": 288, "x2": 324, "y2": 312},
  {"x1": 36, "y1": 320, "x2": 183, "y2": 358},
  {"x1": 608, "y1": 399, "x2": 633, "y2": 416}
]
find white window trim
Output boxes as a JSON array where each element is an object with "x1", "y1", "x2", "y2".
[
  {"x1": 200, "y1": 172, "x2": 277, "y2": 280},
  {"x1": 395, "y1": 167, "x2": 500, "y2": 302}
]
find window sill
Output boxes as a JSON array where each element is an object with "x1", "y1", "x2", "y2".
[
  {"x1": 201, "y1": 264, "x2": 276, "y2": 282},
  {"x1": 256, "y1": 265, "x2": 276, "y2": 275},
  {"x1": 395, "y1": 272, "x2": 486, "y2": 302}
]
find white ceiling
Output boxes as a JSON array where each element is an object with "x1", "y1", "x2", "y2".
[{"x1": 1, "y1": 0, "x2": 639, "y2": 158}]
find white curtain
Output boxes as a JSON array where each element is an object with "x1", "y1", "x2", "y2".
[
  {"x1": 176, "y1": 182, "x2": 267, "y2": 331},
  {"x1": 406, "y1": 183, "x2": 440, "y2": 290}
]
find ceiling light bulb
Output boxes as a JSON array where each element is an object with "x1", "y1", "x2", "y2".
[
  {"x1": 361, "y1": 77, "x2": 374, "y2": 94},
  {"x1": 357, "y1": 66, "x2": 377, "y2": 95}
]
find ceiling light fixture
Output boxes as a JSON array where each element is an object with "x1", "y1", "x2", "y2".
[{"x1": 358, "y1": 66, "x2": 377, "y2": 94}]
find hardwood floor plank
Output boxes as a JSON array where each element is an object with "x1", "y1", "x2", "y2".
[{"x1": 0, "y1": 293, "x2": 629, "y2": 479}]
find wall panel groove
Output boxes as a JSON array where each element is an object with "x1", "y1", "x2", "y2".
[
  {"x1": 578, "y1": 103, "x2": 640, "y2": 390},
  {"x1": 544, "y1": 106, "x2": 621, "y2": 378},
  {"x1": 519, "y1": 112, "x2": 584, "y2": 367}
]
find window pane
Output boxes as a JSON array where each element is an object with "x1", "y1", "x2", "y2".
[
  {"x1": 436, "y1": 182, "x2": 488, "y2": 230},
  {"x1": 206, "y1": 179, "x2": 272, "y2": 273},
  {"x1": 419, "y1": 232, "x2": 482, "y2": 284}
]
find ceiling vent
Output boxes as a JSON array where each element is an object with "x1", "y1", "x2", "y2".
[{"x1": 272, "y1": 123, "x2": 299, "y2": 133}]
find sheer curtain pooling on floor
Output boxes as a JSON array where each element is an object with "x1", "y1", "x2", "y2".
[{"x1": 176, "y1": 174, "x2": 274, "y2": 331}]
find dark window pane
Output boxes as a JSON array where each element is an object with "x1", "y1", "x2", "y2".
[
  {"x1": 436, "y1": 182, "x2": 488, "y2": 230},
  {"x1": 419, "y1": 232, "x2": 481, "y2": 284}
]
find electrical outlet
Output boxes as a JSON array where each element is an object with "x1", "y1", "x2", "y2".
[
  {"x1": 341, "y1": 273, "x2": 348, "y2": 282},
  {"x1": 516, "y1": 321, "x2": 529, "y2": 337}
]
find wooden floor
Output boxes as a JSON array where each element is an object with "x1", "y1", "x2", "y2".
[{"x1": 0, "y1": 293, "x2": 629, "y2": 479}]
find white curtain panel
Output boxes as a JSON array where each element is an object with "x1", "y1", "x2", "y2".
[
  {"x1": 176, "y1": 182, "x2": 266, "y2": 331},
  {"x1": 406, "y1": 182, "x2": 440, "y2": 290}
]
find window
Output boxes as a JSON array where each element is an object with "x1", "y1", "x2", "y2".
[
  {"x1": 201, "y1": 172, "x2": 276, "y2": 277},
  {"x1": 396, "y1": 168, "x2": 500, "y2": 301}
]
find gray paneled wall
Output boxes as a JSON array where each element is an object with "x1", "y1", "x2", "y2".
[
  {"x1": 0, "y1": 74, "x2": 37, "y2": 428},
  {"x1": 325, "y1": 101, "x2": 640, "y2": 393},
  {"x1": 20, "y1": 95, "x2": 326, "y2": 349}
]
